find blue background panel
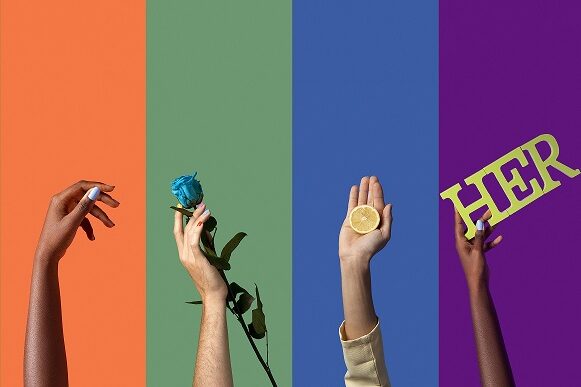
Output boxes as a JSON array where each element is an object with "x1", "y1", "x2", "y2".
[{"x1": 293, "y1": 1, "x2": 439, "y2": 385}]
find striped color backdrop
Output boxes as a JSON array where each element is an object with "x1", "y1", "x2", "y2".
[{"x1": 2, "y1": 1, "x2": 580, "y2": 386}]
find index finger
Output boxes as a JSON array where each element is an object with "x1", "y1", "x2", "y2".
[{"x1": 57, "y1": 180, "x2": 115, "y2": 202}]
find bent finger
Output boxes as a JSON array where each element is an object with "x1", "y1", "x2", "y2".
[
  {"x1": 184, "y1": 202, "x2": 206, "y2": 234},
  {"x1": 58, "y1": 180, "x2": 115, "y2": 201},
  {"x1": 89, "y1": 204, "x2": 115, "y2": 227},
  {"x1": 80, "y1": 217, "x2": 95, "y2": 241},
  {"x1": 97, "y1": 192, "x2": 120, "y2": 208},
  {"x1": 187, "y1": 209, "x2": 212, "y2": 251},
  {"x1": 484, "y1": 223, "x2": 496, "y2": 240},
  {"x1": 484, "y1": 235, "x2": 503, "y2": 252},
  {"x1": 64, "y1": 187, "x2": 99, "y2": 227}
]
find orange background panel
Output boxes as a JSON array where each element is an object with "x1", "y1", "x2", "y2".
[{"x1": 1, "y1": 1, "x2": 145, "y2": 386}]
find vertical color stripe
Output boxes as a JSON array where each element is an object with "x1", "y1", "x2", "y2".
[
  {"x1": 293, "y1": 1, "x2": 439, "y2": 385},
  {"x1": 0, "y1": 1, "x2": 145, "y2": 385},
  {"x1": 146, "y1": 2, "x2": 292, "y2": 386},
  {"x1": 440, "y1": 1, "x2": 581, "y2": 385}
]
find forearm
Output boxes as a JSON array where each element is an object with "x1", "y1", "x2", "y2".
[
  {"x1": 340, "y1": 259, "x2": 377, "y2": 340},
  {"x1": 193, "y1": 296, "x2": 233, "y2": 387},
  {"x1": 24, "y1": 256, "x2": 68, "y2": 387},
  {"x1": 468, "y1": 280, "x2": 515, "y2": 387}
]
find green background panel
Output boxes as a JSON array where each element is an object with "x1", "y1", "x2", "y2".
[{"x1": 146, "y1": 2, "x2": 291, "y2": 385}]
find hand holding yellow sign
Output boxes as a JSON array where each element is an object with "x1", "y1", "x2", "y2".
[{"x1": 441, "y1": 134, "x2": 579, "y2": 239}]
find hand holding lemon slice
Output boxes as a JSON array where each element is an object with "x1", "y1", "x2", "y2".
[{"x1": 340, "y1": 176, "x2": 393, "y2": 263}]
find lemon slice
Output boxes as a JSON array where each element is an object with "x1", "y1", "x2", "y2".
[{"x1": 349, "y1": 205, "x2": 380, "y2": 234}]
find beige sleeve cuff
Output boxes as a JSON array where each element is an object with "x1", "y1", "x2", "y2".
[{"x1": 339, "y1": 320, "x2": 391, "y2": 387}]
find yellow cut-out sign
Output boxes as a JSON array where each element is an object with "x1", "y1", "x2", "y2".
[{"x1": 440, "y1": 134, "x2": 579, "y2": 239}]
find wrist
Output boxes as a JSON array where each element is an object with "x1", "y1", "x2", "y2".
[
  {"x1": 202, "y1": 291, "x2": 227, "y2": 306},
  {"x1": 34, "y1": 248, "x2": 60, "y2": 268},
  {"x1": 340, "y1": 257, "x2": 371, "y2": 276}
]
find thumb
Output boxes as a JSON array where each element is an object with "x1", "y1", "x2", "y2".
[
  {"x1": 65, "y1": 187, "x2": 100, "y2": 227},
  {"x1": 473, "y1": 219, "x2": 485, "y2": 251}
]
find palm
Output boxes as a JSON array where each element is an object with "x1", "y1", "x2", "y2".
[{"x1": 339, "y1": 176, "x2": 393, "y2": 263}]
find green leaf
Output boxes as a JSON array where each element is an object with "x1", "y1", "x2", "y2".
[
  {"x1": 185, "y1": 300, "x2": 203, "y2": 305},
  {"x1": 252, "y1": 308, "x2": 266, "y2": 333},
  {"x1": 201, "y1": 231, "x2": 216, "y2": 255},
  {"x1": 204, "y1": 216, "x2": 217, "y2": 232},
  {"x1": 170, "y1": 206, "x2": 193, "y2": 217},
  {"x1": 220, "y1": 232, "x2": 247, "y2": 261},
  {"x1": 255, "y1": 283, "x2": 263, "y2": 310},
  {"x1": 248, "y1": 284, "x2": 267, "y2": 339},
  {"x1": 202, "y1": 250, "x2": 231, "y2": 270},
  {"x1": 248, "y1": 321, "x2": 266, "y2": 339},
  {"x1": 229, "y1": 282, "x2": 255, "y2": 314},
  {"x1": 236, "y1": 293, "x2": 255, "y2": 314},
  {"x1": 229, "y1": 282, "x2": 248, "y2": 296}
]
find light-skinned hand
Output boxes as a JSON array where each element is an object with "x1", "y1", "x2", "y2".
[
  {"x1": 173, "y1": 203, "x2": 227, "y2": 302},
  {"x1": 339, "y1": 176, "x2": 393, "y2": 268}
]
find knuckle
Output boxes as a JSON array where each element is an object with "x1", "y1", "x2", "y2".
[
  {"x1": 50, "y1": 194, "x2": 60, "y2": 205},
  {"x1": 78, "y1": 199, "x2": 89, "y2": 212}
]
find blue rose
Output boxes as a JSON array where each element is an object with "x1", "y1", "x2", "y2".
[{"x1": 171, "y1": 172, "x2": 204, "y2": 209}]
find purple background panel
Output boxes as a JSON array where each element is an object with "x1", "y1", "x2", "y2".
[{"x1": 440, "y1": 1, "x2": 581, "y2": 386}]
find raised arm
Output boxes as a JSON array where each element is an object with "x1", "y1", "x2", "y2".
[
  {"x1": 338, "y1": 176, "x2": 392, "y2": 387},
  {"x1": 24, "y1": 181, "x2": 119, "y2": 387},
  {"x1": 454, "y1": 209, "x2": 515, "y2": 387},
  {"x1": 173, "y1": 203, "x2": 233, "y2": 387}
]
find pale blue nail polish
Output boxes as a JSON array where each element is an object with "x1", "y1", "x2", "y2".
[
  {"x1": 476, "y1": 219, "x2": 484, "y2": 231},
  {"x1": 88, "y1": 187, "x2": 100, "y2": 201},
  {"x1": 203, "y1": 209, "x2": 210, "y2": 215}
]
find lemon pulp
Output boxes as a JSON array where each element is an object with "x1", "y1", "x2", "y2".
[{"x1": 349, "y1": 205, "x2": 380, "y2": 234}]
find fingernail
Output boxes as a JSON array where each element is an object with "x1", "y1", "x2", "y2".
[
  {"x1": 476, "y1": 219, "x2": 484, "y2": 231},
  {"x1": 198, "y1": 202, "x2": 206, "y2": 208},
  {"x1": 203, "y1": 209, "x2": 210, "y2": 215},
  {"x1": 88, "y1": 187, "x2": 100, "y2": 201}
]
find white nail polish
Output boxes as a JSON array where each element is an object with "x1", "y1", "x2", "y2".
[
  {"x1": 476, "y1": 219, "x2": 484, "y2": 231},
  {"x1": 203, "y1": 209, "x2": 210, "y2": 215},
  {"x1": 88, "y1": 187, "x2": 100, "y2": 201}
]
